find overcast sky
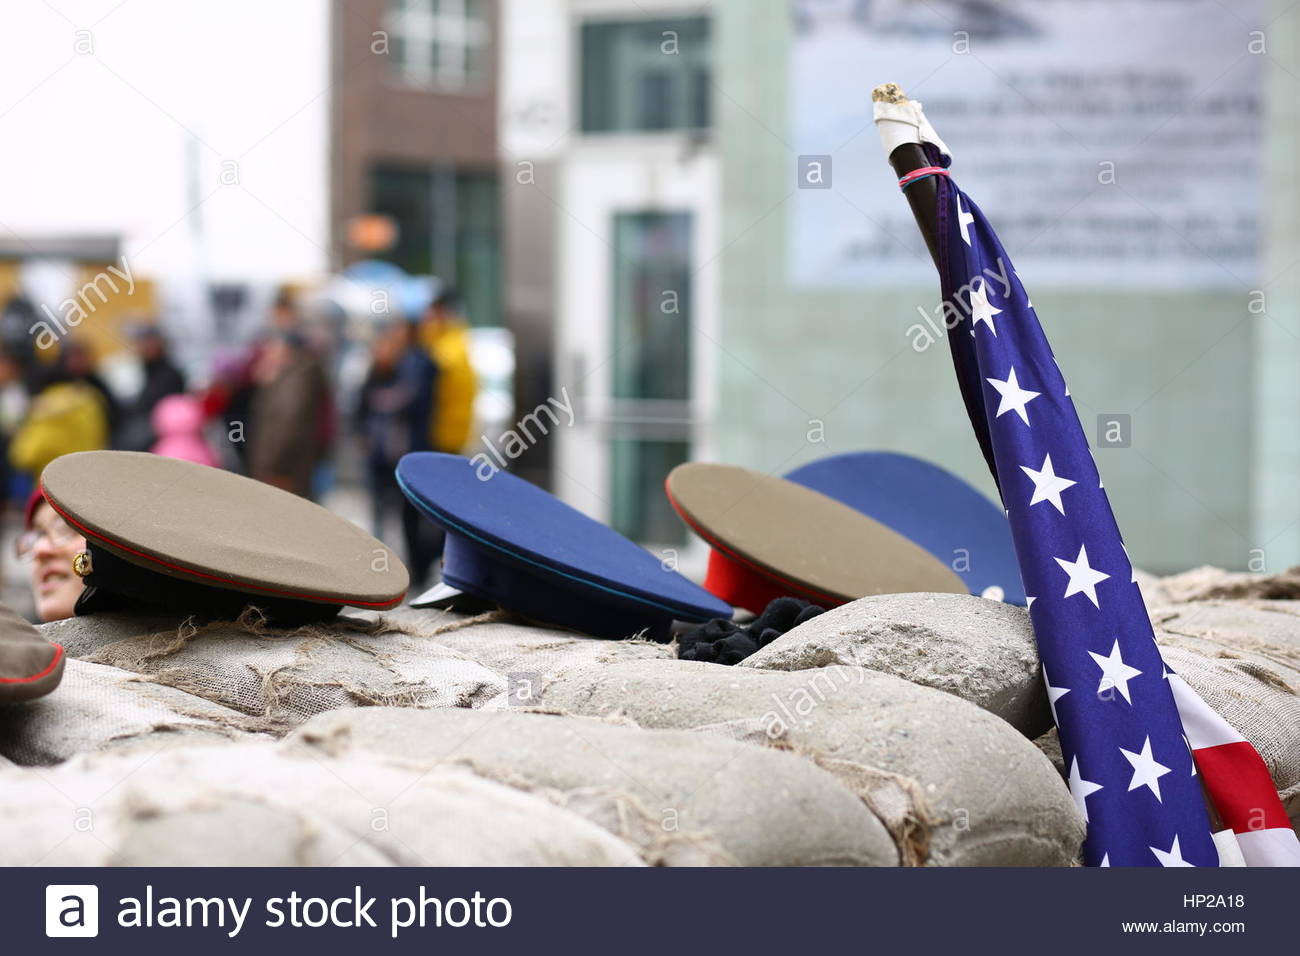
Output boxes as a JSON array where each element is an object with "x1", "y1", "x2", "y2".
[{"x1": 0, "y1": 0, "x2": 330, "y2": 282}]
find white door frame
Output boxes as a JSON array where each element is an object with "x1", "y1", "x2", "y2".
[{"x1": 554, "y1": 136, "x2": 719, "y2": 557}]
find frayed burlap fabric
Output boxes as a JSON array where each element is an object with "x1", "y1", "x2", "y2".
[{"x1": 0, "y1": 658, "x2": 269, "y2": 765}]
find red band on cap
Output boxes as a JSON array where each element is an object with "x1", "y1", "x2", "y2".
[
  {"x1": 702, "y1": 547, "x2": 848, "y2": 615},
  {"x1": 703, "y1": 548, "x2": 791, "y2": 615},
  {"x1": 0, "y1": 643, "x2": 63, "y2": 684}
]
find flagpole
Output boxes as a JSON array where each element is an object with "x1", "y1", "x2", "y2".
[
  {"x1": 872, "y1": 83, "x2": 941, "y2": 269},
  {"x1": 873, "y1": 82, "x2": 1005, "y2": 482}
]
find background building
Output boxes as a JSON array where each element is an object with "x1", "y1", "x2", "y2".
[
  {"x1": 331, "y1": 0, "x2": 502, "y2": 332},
  {"x1": 500, "y1": 0, "x2": 717, "y2": 547}
]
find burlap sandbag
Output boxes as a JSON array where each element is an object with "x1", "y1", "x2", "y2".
[
  {"x1": 0, "y1": 742, "x2": 643, "y2": 866},
  {"x1": 40, "y1": 610, "x2": 504, "y2": 729},
  {"x1": 532, "y1": 660, "x2": 1083, "y2": 866},
  {"x1": 740, "y1": 593, "x2": 1049, "y2": 737},
  {"x1": 0, "y1": 658, "x2": 267, "y2": 766},
  {"x1": 1151, "y1": 600, "x2": 1300, "y2": 673},
  {"x1": 382, "y1": 607, "x2": 675, "y2": 683},
  {"x1": 1148, "y1": 566, "x2": 1300, "y2": 604},
  {"x1": 287, "y1": 707, "x2": 898, "y2": 866}
]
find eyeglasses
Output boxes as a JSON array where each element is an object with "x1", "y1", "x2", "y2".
[{"x1": 15, "y1": 518, "x2": 81, "y2": 560}]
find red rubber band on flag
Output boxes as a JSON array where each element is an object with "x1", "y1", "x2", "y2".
[{"x1": 898, "y1": 166, "x2": 950, "y2": 190}]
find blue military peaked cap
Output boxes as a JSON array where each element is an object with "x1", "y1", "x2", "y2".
[{"x1": 397, "y1": 453, "x2": 732, "y2": 640}]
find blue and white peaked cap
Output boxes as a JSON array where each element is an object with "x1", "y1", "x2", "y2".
[{"x1": 396, "y1": 453, "x2": 732, "y2": 640}]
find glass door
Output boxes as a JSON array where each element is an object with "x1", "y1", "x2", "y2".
[{"x1": 608, "y1": 211, "x2": 693, "y2": 544}]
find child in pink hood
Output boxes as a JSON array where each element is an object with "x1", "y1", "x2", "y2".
[{"x1": 150, "y1": 394, "x2": 219, "y2": 467}]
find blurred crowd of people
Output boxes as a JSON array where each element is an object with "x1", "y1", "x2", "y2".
[
  {"x1": 0, "y1": 283, "x2": 478, "y2": 623},
  {"x1": 0, "y1": 323, "x2": 188, "y2": 494}
]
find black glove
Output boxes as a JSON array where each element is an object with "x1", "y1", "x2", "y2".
[{"x1": 677, "y1": 596, "x2": 825, "y2": 665}]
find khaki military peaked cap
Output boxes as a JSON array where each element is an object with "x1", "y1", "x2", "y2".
[
  {"x1": 41, "y1": 451, "x2": 408, "y2": 624},
  {"x1": 665, "y1": 462, "x2": 966, "y2": 614}
]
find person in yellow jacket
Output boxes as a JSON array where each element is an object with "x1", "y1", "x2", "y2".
[
  {"x1": 10, "y1": 378, "x2": 109, "y2": 478},
  {"x1": 417, "y1": 289, "x2": 477, "y2": 454}
]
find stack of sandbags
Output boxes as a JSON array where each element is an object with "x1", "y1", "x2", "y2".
[
  {"x1": 287, "y1": 707, "x2": 898, "y2": 866},
  {"x1": 0, "y1": 658, "x2": 268, "y2": 766},
  {"x1": 0, "y1": 741, "x2": 643, "y2": 867},
  {"x1": 39, "y1": 610, "x2": 505, "y2": 729},
  {"x1": 529, "y1": 659, "x2": 1084, "y2": 866}
]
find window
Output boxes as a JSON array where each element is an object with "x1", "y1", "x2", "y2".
[
  {"x1": 610, "y1": 212, "x2": 692, "y2": 403},
  {"x1": 608, "y1": 212, "x2": 694, "y2": 544},
  {"x1": 387, "y1": 0, "x2": 488, "y2": 90},
  {"x1": 581, "y1": 17, "x2": 711, "y2": 133}
]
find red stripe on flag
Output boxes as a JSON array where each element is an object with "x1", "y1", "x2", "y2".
[{"x1": 1194, "y1": 741, "x2": 1293, "y2": 834}]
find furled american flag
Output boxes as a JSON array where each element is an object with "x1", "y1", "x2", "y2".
[{"x1": 891, "y1": 134, "x2": 1300, "y2": 867}]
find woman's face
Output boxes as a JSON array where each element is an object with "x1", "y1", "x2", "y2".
[{"x1": 23, "y1": 501, "x2": 87, "y2": 622}]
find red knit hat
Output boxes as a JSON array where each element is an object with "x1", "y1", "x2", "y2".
[{"x1": 22, "y1": 487, "x2": 45, "y2": 531}]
